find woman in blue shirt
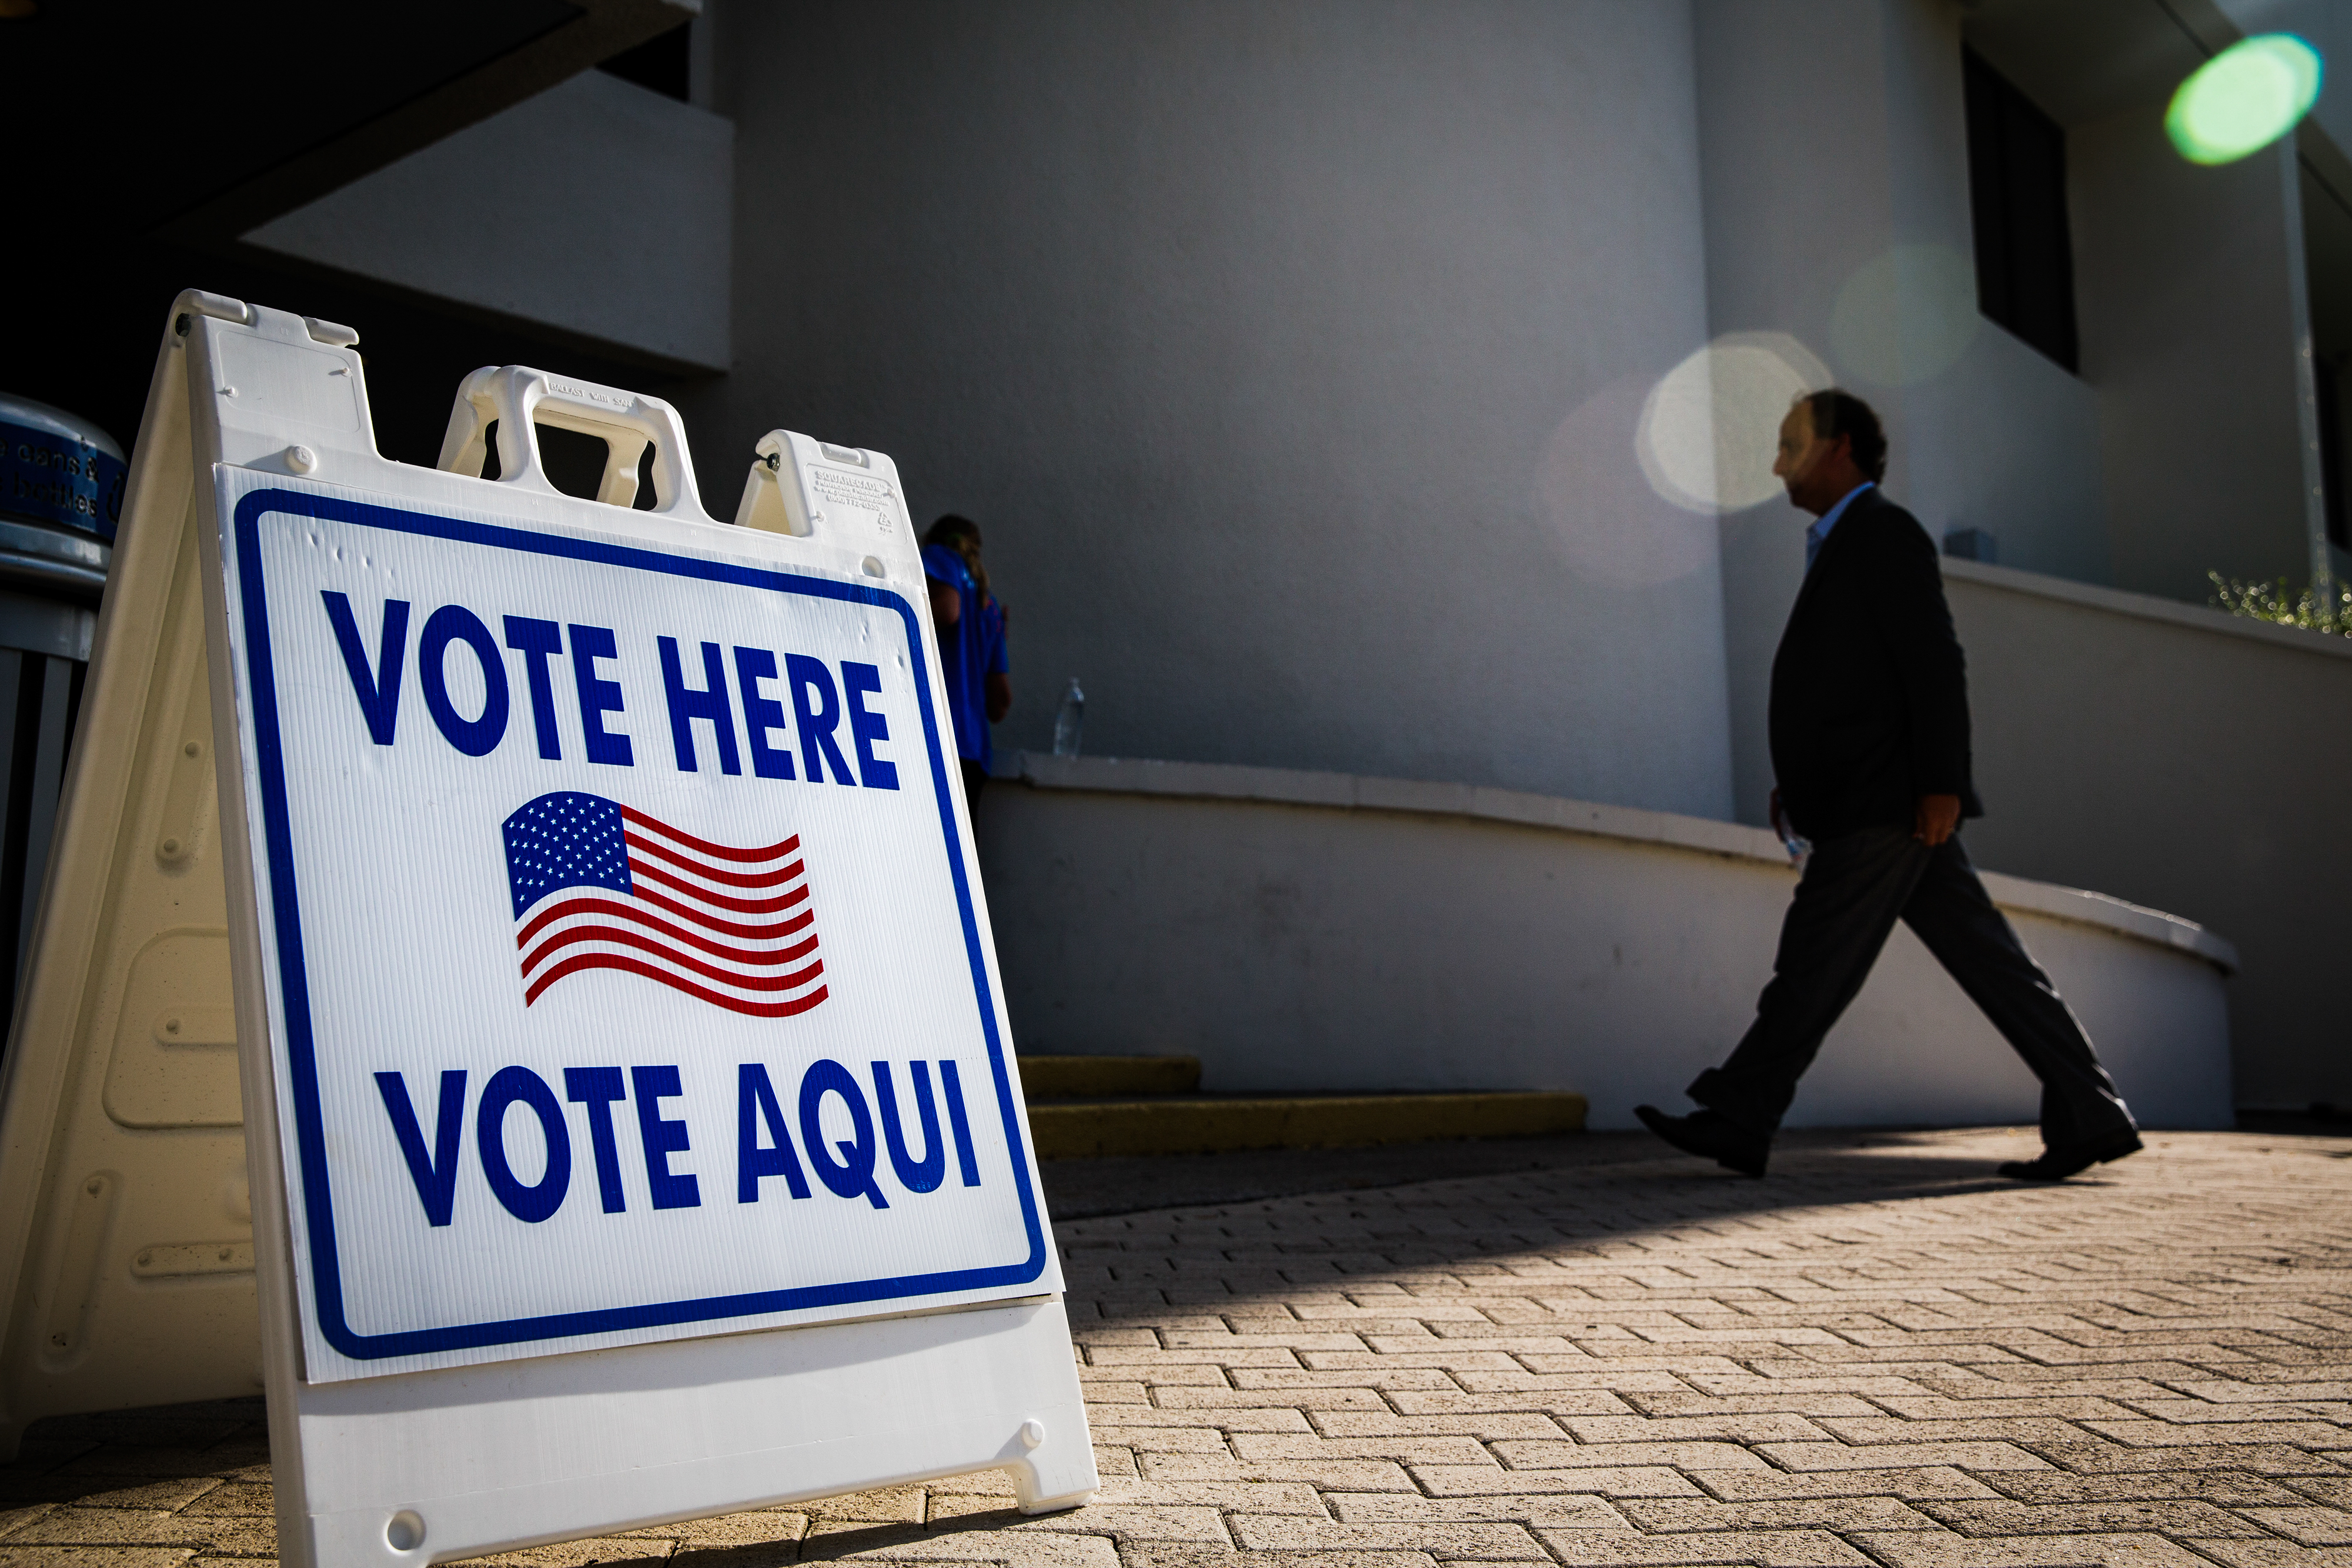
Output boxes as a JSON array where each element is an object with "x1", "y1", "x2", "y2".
[{"x1": 921, "y1": 514, "x2": 1011, "y2": 803}]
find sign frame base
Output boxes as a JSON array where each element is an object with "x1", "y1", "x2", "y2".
[{"x1": 272, "y1": 1295, "x2": 1096, "y2": 1566}]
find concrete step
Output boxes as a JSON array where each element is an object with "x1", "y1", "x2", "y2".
[
  {"x1": 1024, "y1": 1091, "x2": 1588, "y2": 1159},
  {"x1": 1018, "y1": 1054, "x2": 1202, "y2": 1099}
]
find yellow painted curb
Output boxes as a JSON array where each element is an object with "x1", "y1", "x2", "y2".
[{"x1": 1025, "y1": 1091, "x2": 1588, "y2": 1159}]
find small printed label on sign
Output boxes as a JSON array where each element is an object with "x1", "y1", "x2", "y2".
[
  {"x1": 806, "y1": 464, "x2": 898, "y2": 533},
  {"x1": 216, "y1": 469, "x2": 1050, "y2": 1381}
]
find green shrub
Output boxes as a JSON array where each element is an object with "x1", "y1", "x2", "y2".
[{"x1": 2207, "y1": 571, "x2": 2352, "y2": 636}]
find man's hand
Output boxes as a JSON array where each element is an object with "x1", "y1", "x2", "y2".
[
  {"x1": 1914, "y1": 793, "x2": 1961, "y2": 846},
  {"x1": 1768, "y1": 787, "x2": 1806, "y2": 862}
]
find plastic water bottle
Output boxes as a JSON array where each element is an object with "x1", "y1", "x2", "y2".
[{"x1": 1051, "y1": 678, "x2": 1085, "y2": 757}]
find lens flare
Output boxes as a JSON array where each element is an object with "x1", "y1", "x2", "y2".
[
  {"x1": 1828, "y1": 245, "x2": 1977, "y2": 389},
  {"x1": 1635, "y1": 332, "x2": 1832, "y2": 515},
  {"x1": 2167, "y1": 34, "x2": 2323, "y2": 166}
]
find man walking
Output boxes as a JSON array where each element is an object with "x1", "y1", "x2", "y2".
[{"x1": 1636, "y1": 390, "x2": 2140, "y2": 1183}]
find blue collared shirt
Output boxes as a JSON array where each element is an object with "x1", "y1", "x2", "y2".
[
  {"x1": 922, "y1": 543, "x2": 999, "y2": 769},
  {"x1": 1804, "y1": 482, "x2": 1875, "y2": 573}
]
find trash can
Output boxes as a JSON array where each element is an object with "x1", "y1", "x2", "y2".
[{"x1": 0, "y1": 392, "x2": 121, "y2": 1045}]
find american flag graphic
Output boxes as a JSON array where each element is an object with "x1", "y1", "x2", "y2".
[{"x1": 500, "y1": 791, "x2": 828, "y2": 1017}]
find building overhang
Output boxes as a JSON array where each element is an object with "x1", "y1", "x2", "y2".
[{"x1": 1, "y1": 0, "x2": 697, "y2": 249}]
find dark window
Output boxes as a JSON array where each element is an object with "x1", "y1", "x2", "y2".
[
  {"x1": 598, "y1": 21, "x2": 690, "y2": 102},
  {"x1": 1964, "y1": 49, "x2": 2079, "y2": 373}
]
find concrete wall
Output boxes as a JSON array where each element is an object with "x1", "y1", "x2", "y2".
[
  {"x1": 677, "y1": 0, "x2": 1736, "y2": 820},
  {"x1": 2238, "y1": 0, "x2": 2352, "y2": 597},
  {"x1": 243, "y1": 71, "x2": 735, "y2": 373},
  {"x1": 1697, "y1": 0, "x2": 2114, "y2": 826},
  {"x1": 1944, "y1": 558, "x2": 2352, "y2": 1110},
  {"x1": 975, "y1": 756, "x2": 2236, "y2": 1132},
  {"x1": 2071, "y1": 119, "x2": 2316, "y2": 601},
  {"x1": 1959, "y1": 0, "x2": 2331, "y2": 599}
]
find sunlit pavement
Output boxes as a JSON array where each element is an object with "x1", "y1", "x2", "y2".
[{"x1": 5, "y1": 1125, "x2": 2351, "y2": 1566}]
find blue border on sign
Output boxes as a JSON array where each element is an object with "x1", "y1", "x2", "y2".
[{"x1": 230, "y1": 487, "x2": 1047, "y2": 1361}]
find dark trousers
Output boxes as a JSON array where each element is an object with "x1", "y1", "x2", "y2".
[{"x1": 1689, "y1": 827, "x2": 2135, "y2": 1149}]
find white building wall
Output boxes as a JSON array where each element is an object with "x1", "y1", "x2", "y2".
[
  {"x1": 678, "y1": 0, "x2": 1735, "y2": 818},
  {"x1": 1944, "y1": 559, "x2": 2352, "y2": 1112},
  {"x1": 1695, "y1": 0, "x2": 2114, "y2": 826},
  {"x1": 2072, "y1": 116, "x2": 2316, "y2": 601},
  {"x1": 244, "y1": 71, "x2": 736, "y2": 373}
]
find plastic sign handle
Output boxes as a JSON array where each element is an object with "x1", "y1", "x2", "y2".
[{"x1": 435, "y1": 365, "x2": 709, "y2": 521}]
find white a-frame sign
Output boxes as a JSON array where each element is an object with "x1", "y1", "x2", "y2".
[{"x1": 0, "y1": 292, "x2": 1094, "y2": 1563}]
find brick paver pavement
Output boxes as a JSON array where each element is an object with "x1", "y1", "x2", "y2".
[{"x1": 4, "y1": 1126, "x2": 2350, "y2": 1566}]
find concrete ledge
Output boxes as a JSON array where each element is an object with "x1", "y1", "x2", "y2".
[
  {"x1": 1009, "y1": 751, "x2": 2239, "y2": 973},
  {"x1": 1942, "y1": 556, "x2": 2352, "y2": 666},
  {"x1": 978, "y1": 755, "x2": 2237, "y2": 1129},
  {"x1": 1025, "y1": 1092, "x2": 1590, "y2": 1159}
]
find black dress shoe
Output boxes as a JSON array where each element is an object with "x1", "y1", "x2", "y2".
[
  {"x1": 1635, "y1": 1104, "x2": 1769, "y2": 1177},
  {"x1": 1997, "y1": 1128, "x2": 2144, "y2": 1182}
]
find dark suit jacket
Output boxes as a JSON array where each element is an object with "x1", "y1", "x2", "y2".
[{"x1": 1768, "y1": 488, "x2": 1983, "y2": 840}]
